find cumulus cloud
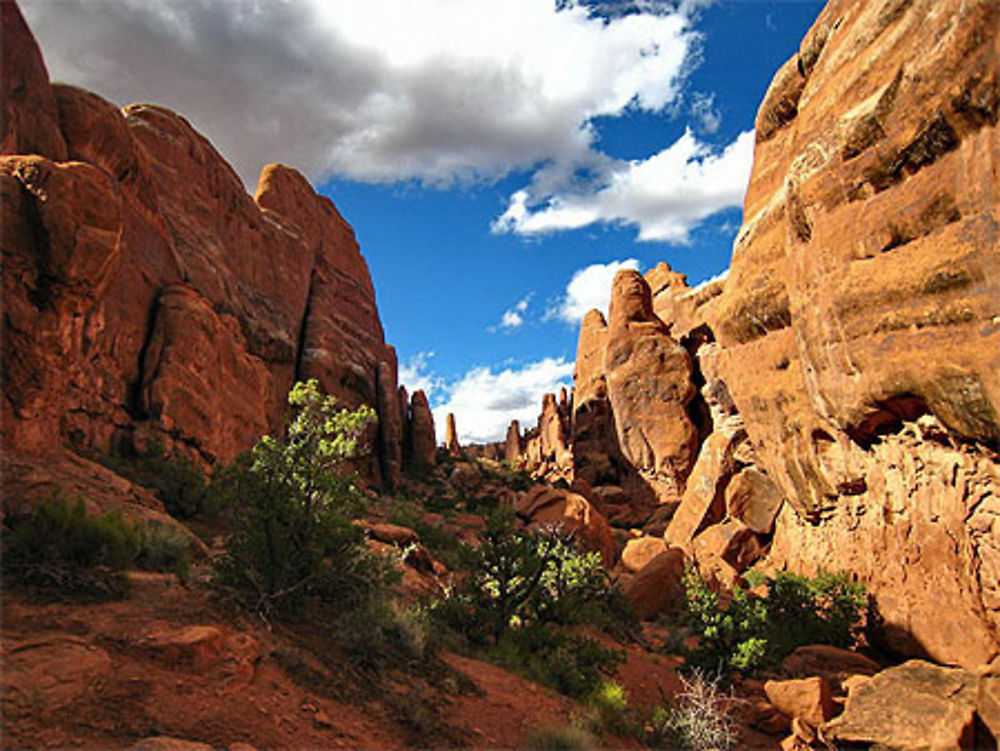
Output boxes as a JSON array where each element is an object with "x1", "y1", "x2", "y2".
[
  {"x1": 431, "y1": 357, "x2": 575, "y2": 444},
  {"x1": 491, "y1": 293, "x2": 534, "y2": 332},
  {"x1": 494, "y1": 129, "x2": 755, "y2": 242},
  {"x1": 398, "y1": 351, "x2": 443, "y2": 400},
  {"x1": 22, "y1": 0, "x2": 699, "y2": 188},
  {"x1": 548, "y1": 258, "x2": 640, "y2": 325}
]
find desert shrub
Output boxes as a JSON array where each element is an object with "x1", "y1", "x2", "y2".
[
  {"x1": 211, "y1": 380, "x2": 391, "y2": 620},
  {"x1": 683, "y1": 568, "x2": 867, "y2": 674},
  {"x1": 4, "y1": 495, "x2": 192, "y2": 599},
  {"x1": 584, "y1": 680, "x2": 636, "y2": 737},
  {"x1": 431, "y1": 511, "x2": 628, "y2": 698},
  {"x1": 526, "y1": 724, "x2": 595, "y2": 751},
  {"x1": 439, "y1": 510, "x2": 633, "y2": 642},
  {"x1": 484, "y1": 623, "x2": 624, "y2": 699},
  {"x1": 647, "y1": 670, "x2": 739, "y2": 751}
]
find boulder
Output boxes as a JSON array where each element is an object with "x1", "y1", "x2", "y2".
[
  {"x1": 781, "y1": 645, "x2": 881, "y2": 693},
  {"x1": 621, "y1": 536, "x2": 668, "y2": 573},
  {"x1": 623, "y1": 548, "x2": 687, "y2": 620},
  {"x1": 764, "y1": 676, "x2": 834, "y2": 729},
  {"x1": 692, "y1": 518, "x2": 765, "y2": 573},
  {"x1": 515, "y1": 486, "x2": 616, "y2": 566},
  {"x1": 725, "y1": 467, "x2": 784, "y2": 535},
  {"x1": 665, "y1": 426, "x2": 748, "y2": 551},
  {"x1": 823, "y1": 660, "x2": 988, "y2": 750}
]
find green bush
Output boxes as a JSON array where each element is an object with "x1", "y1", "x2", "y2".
[
  {"x1": 431, "y1": 510, "x2": 629, "y2": 699},
  {"x1": 4, "y1": 495, "x2": 192, "y2": 599},
  {"x1": 439, "y1": 510, "x2": 633, "y2": 643},
  {"x1": 484, "y1": 623, "x2": 624, "y2": 699},
  {"x1": 683, "y1": 568, "x2": 867, "y2": 675},
  {"x1": 211, "y1": 379, "x2": 391, "y2": 620}
]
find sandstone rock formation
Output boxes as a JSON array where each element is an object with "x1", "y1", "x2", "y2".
[
  {"x1": 406, "y1": 390, "x2": 437, "y2": 470},
  {"x1": 823, "y1": 660, "x2": 999, "y2": 750},
  {"x1": 445, "y1": 413, "x2": 460, "y2": 457},
  {"x1": 504, "y1": 420, "x2": 522, "y2": 465},
  {"x1": 722, "y1": 0, "x2": 998, "y2": 668},
  {"x1": 575, "y1": 0, "x2": 1000, "y2": 669},
  {"x1": 1, "y1": 2, "x2": 403, "y2": 481}
]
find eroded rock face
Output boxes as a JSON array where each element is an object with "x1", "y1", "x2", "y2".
[
  {"x1": 642, "y1": 0, "x2": 1000, "y2": 668},
  {"x1": 407, "y1": 390, "x2": 437, "y2": 469},
  {"x1": 1, "y1": 7, "x2": 401, "y2": 481}
]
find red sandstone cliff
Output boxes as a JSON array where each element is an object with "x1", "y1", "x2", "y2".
[
  {"x1": 0, "y1": 0, "x2": 413, "y2": 485},
  {"x1": 546, "y1": 0, "x2": 999, "y2": 669}
]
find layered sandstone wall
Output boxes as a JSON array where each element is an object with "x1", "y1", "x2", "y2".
[
  {"x1": 0, "y1": 0, "x2": 412, "y2": 484},
  {"x1": 543, "y1": 0, "x2": 999, "y2": 669}
]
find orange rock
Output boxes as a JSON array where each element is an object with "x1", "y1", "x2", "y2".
[
  {"x1": 692, "y1": 519, "x2": 765, "y2": 573},
  {"x1": 764, "y1": 676, "x2": 834, "y2": 728},
  {"x1": 445, "y1": 413, "x2": 461, "y2": 456},
  {"x1": 604, "y1": 270, "x2": 699, "y2": 503},
  {"x1": 824, "y1": 660, "x2": 986, "y2": 751},
  {"x1": 781, "y1": 645, "x2": 881, "y2": 693},
  {"x1": 725, "y1": 467, "x2": 784, "y2": 535},
  {"x1": 1, "y1": 10, "x2": 403, "y2": 482},
  {"x1": 623, "y1": 548, "x2": 687, "y2": 620},
  {"x1": 130, "y1": 739, "x2": 215, "y2": 751},
  {"x1": 515, "y1": 485, "x2": 617, "y2": 566},
  {"x1": 2, "y1": 637, "x2": 111, "y2": 714},
  {"x1": 407, "y1": 390, "x2": 437, "y2": 469},
  {"x1": 621, "y1": 536, "x2": 668, "y2": 573}
]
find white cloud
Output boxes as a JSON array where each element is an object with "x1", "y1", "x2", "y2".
[
  {"x1": 398, "y1": 351, "x2": 443, "y2": 400},
  {"x1": 491, "y1": 292, "x2": 534, "y2": 332},
  {"x1": 22, "y1": 0, "x2": 700, "y2": 188},
  {"x1": 689, "y1": 91, "x2": 721, "y2": 134},
  {"x1": 494, "y1": 128, "x2": 755, "y2": 243},
  {"x1": 547, "y1": 258, "x2": 640, "y2": 325},
  {"x1": 431, "y1": 358, "x2": 574, "y2": 444}
]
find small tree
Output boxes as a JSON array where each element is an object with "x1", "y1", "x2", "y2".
[{"x1": 213, "y1": 380, "x2": 385, "y2": 619}]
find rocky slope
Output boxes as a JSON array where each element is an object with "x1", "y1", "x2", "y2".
[
  {"x1": 0, "y1": 0, "x2": 431, "y2": 487},
  {"x1": 508, "y1": 0, "x2": 999, "y2": 670}
]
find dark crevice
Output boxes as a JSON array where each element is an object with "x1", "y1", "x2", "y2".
[
  {"x1": 126, "y1": 289, "x2": 166, "y2": 420},
  {"x1": 845, "y1": 394, "x2": 930, "y2": 450},
  {"x1": 292, "y1": 269, "x2": 317, "y2": 386}
]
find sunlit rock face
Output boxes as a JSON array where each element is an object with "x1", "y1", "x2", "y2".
[
  {"x1": 653, "y1": 0, "x2": 999, "y2": 667},
  {"x1": 1, "y1": 0, "x2": 401, "y2": 479}
]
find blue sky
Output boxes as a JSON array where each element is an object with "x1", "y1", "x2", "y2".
[{"x1": 23, "y1": 0, "x2": 824, "y2": 442}]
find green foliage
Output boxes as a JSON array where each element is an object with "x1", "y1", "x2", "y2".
[
  {"x1": 682, "y1": 568, "x2": 867, "y2": 674},
  {"x1": 439, "y1": 510, "x2": 632, "y2": 643},
  {"x1": 212, "y1": 380, "x2": 389, "y2": 620},
  {"x1": 485, "y1": 624, "x2": 624, "y2": 699},
  {"x1": 584, "y1": 681, "x2": 635, "y2": 737},
  {"x1": 431, "y1": 510, "x2": 629, "y2": 699},
  {"x1": 4, "y1": 495, "x2": 192, "y2": 599},
  {"x1": 525, "y1": 724, "x2": 595, "y2": 751}
]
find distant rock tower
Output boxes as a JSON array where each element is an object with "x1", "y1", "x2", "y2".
[
  {"x1": 504, "y1": 420, "x2": 522, "y2": 465},
  {"x1": 445, "y1": 412, "x2": 461, "y2": 457}
]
